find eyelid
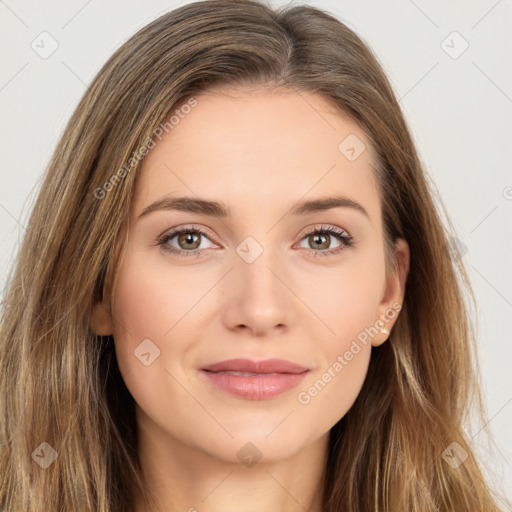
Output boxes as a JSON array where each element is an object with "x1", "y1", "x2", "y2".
[
  {"x1": 294, "y1": 223, "x2": 351, "y2": 240},
  {"x1": 158, "y1": 223, "x2": 218, "y2": 243}
]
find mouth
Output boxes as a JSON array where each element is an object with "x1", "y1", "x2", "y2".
[
  {"x1": 205, "y1": 370, "x2": 287, "y2": 376},
  {"x1": 200, "y1": 358, "x2": 310, "y2": 400}
]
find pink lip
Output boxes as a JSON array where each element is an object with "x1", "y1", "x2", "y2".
[{"x1": 200, "y1": 358, "x2": 310, "y2": 400}]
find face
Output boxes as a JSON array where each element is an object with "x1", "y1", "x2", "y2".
[{"x1": 91, "y1": 87, "x2": 409, "y2": 464}]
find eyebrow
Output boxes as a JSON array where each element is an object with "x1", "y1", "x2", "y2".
[{"x1": 138, "y1": 194, "x2": 369, "y2": 219}]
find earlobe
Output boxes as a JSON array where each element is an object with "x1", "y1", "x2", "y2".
[
  {"x1": 372, "y1": 325, "x2": 390, "y2": 347},
  {"x1": 89, "y1": 302, "x2": 113, "y2": 336},
  {"x1": 372, "y1": 237, "x2": 410, "y2": 347}
]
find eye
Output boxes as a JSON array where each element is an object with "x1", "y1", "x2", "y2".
[
  {"x1": 157, "y1": 226, "x2": 216, "y2": 258},
  {"x1": 156, "y1": 224, "x2": 355, "y2": 259},
  {"x1": 296, "y1": 225, "x2": 354, "y2": 257}
]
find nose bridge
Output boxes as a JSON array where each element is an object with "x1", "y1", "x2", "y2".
[
  {"x1": 237, "y1": 234, "x2": 285, "y2": 305},
  {"x1": 222, "y1": 234, "x2": 293, "y2": 335}
]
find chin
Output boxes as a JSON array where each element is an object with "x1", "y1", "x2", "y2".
[{"x1": 196, "y1": 430, "x2": 309, "y2": 466}]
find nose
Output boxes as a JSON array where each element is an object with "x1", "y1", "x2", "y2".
[{"x1": 221, "y1": 247, "x2": 295, "y2": 337}]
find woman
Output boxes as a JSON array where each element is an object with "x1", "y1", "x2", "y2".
[{"x1": 0, "y1": 0, "x2": 508, "y2": 510}]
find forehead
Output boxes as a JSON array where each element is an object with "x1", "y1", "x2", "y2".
[{"x1": 134, "y1": 87, "x2": 381, "y2": 223}]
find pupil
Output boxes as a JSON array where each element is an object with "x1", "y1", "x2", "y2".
[
  {"x1": 313, "y1": 234, "x2": 328, "y2": 249},
  {"x1": 180, "y1": 232, "x2": 199, "y2": 248}
]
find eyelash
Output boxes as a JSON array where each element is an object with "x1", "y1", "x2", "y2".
[{"x1": 156, "y1": 224, "x2": 355, "y2": 259}]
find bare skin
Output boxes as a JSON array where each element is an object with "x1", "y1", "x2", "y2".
[{"x1": 91, "y1": 86, "x2": 409, "y2": 512}]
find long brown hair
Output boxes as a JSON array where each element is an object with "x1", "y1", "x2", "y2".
[{"x1": 0, "y1": 0, "x2": 508, "y2": 510}]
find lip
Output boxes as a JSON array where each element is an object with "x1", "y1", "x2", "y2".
[
  {"x1": 202, "y1": 358, "x2": 309, "y2": 374},
  {"x1": 200, "y1": 358, "x2": 310, "y2": 400}
]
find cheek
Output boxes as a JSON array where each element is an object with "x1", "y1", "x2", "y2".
[
  {"x1": 296, "y1": 314, "x2": 374, "y2": 435},
  {"x1": 111, "y1": 249, "x2": 208, "y2": 346},
  {"x1": 298, "y1": 344, "x2": 371, "y2": 432},
  {"x1": 293, "y1": 253, "x2": 384, "y2": 426},
  {"x1": 300, "y1": 251, "x2": 385, "y2": 342},
  {"x1": 108, "y1": 253, "x2": 200, "y2": 392},
  {"x1": 108, "y1": 252, "x2": 212, "y2": 426}
]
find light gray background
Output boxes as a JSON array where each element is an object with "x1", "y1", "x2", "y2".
[{"x1": 1, "y1": 0, "x2": 511, "y2": 501}]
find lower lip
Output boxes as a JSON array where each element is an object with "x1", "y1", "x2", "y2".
[{"x1": 201, "y1": 370, "x2": 309, "y2": 400}]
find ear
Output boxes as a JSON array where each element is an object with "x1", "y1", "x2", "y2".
[
  {"x1": 90, "y1": 301, "x2": 113, "y2": 336},
  {"x1": 89, "y1": 264, "x2": 114, "y2": 336},
  {"x1": 372, "y1": 237, "x2": 410, "y2": 347}
]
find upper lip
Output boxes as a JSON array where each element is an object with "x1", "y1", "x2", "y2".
[{"x1": 201, "y1": 358, "x2": 309, "y2": 374}]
